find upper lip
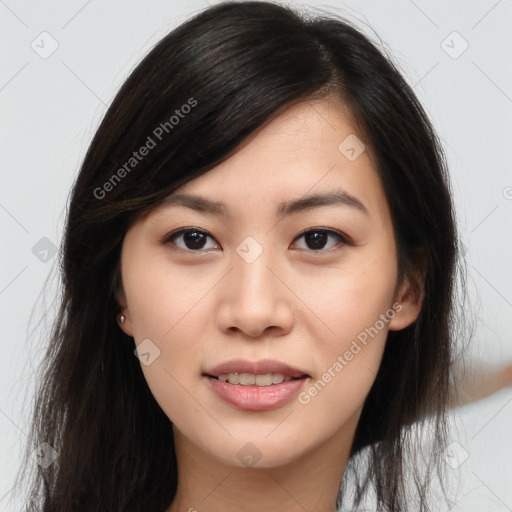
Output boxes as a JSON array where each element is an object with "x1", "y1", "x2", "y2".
[{"x1": 204, "y1": 359, "x2": 310, "y2": 379}]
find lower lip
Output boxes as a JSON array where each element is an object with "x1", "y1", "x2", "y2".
[{"x1": 204, "y1": 375, "x2": 308, "y2": 411}]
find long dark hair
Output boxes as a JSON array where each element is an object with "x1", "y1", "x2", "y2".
[{"x1": 16, "y1": 1, "x2": 460, "y2": 510}]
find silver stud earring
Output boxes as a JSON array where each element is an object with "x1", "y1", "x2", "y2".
[{"x1": 119, "y1": 315, "x2": 126, "y2": 324}]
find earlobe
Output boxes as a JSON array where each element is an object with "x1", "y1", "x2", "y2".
[
  {"x1": 115, "y1": 289, "x2": 134, "y2": 337},
  {"x1": 117, "y1": 313, "x2": 133, "y2": 336},
  {"x1": 388, "y1": 277, "x2": 424, "y2": 331},
  {"x1": 116, "y1": 310, "x2": 134, "y2": 337}
]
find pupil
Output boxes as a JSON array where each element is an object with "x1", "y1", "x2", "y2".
[
  {"x1": 306, "y1": 231, "x2": 327, "y2": 250},
  {"x1": 185, "y1": 231, "x2": 206, "y2": 249}
]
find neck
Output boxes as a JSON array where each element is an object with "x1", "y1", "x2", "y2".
[{"x1": 167, "y1": 409, "x2": 360, "y2": 512}]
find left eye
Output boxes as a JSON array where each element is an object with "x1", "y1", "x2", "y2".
[
  {"x1": 291, "y1": 228, "x2": 347, "y2": 252},
  {"x1": 164, "y1": 227, "x2": 347, "y2": 252}
]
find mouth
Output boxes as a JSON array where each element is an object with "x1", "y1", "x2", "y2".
[
  {"x1": 203, "y1": 358, "x2": 311, "y2": 386},
  {"x1": 203, "y1": 372, "x2": 310, "y2": 411}
]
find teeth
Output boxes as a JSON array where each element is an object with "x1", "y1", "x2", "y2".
[{"x1": 217, "y1": 373, "x2": 294, "y2": 386}]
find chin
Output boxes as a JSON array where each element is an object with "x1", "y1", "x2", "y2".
[{"x1": 200, "y1": 433, "x2": 310, "y2": 470}]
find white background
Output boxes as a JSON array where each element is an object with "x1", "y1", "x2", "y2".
[{"x1": 1, "y1": 0, "x2": 511, "y2": 510}]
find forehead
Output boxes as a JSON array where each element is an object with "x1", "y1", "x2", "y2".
[{"x1": 163, "y1": 99, "x2": 387, "y2": 221}]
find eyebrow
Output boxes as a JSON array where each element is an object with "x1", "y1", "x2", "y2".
[{"x1": 161, "y1": 191, "x2": 368, "y2": 218}]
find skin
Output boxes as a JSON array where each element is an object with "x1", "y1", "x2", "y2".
[
  {"x1": 116, "y1": 98, "x2": 423, "y2": 511},
  {"x1": 448, "y1": 360, "x2": 512, "y2": 409}
]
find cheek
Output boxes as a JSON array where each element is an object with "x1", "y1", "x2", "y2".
[
  {"x1": 296, "y1": 251, "x2": 397, "y2": 347},
  {"x1": 293, "y1": 246, "x2": 397, "y2": 406},
  {"x1": 327, "y1": 277, "x2": 396, "y2": 346},
  {"x1": 121, "y1": 252, "x2": 220, "y2": 422},
  {"x1": 123, "y1": 249, "x2": 216, "y2": 346}
]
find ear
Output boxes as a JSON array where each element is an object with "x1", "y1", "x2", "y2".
[
  {"x1": 388, "y1": 273, "x2": 425, "y2": 331},
  {"x1": 115, "y1": 286, "x2": 134, "y2": 337}
]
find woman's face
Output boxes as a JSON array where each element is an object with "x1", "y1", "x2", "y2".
[{"x1": 117, "y1": 99, "x2": 420, "y2": 468}]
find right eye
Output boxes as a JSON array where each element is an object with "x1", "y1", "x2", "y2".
[{"x1": 163, "y1": 227, "x2": 221, "y2": 252}]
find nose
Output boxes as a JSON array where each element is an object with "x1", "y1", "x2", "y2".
[{"x1": 215, "y1": 247, "x2": 294, "y2": 339}]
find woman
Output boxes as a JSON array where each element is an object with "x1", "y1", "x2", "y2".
[{"x1": 17, "y1": 1, "x2": 477, "y2": 510}]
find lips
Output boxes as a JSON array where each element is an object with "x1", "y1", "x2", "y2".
[{"x1": 204, "y1": 358, "x2": 310, "y2": 379}]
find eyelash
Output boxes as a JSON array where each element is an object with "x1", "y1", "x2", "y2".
[{"x1": 162, "y1": 227, "x2": 351, "y2": 254}]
